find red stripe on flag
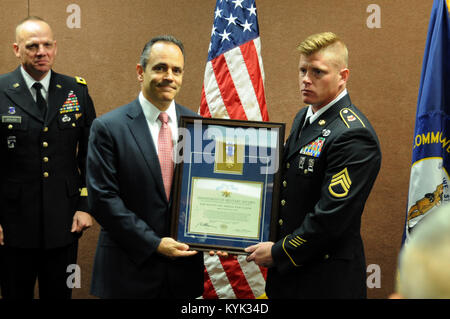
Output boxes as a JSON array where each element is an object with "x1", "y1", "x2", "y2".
[
  {"x1": 259, "y1": 266, "x2": 268, "y2": 280},
  {"x1": 240, "y1": 40, "x2": 269, "y2": 122},
  {"x1": 220, "y1": 256, "x2": 255, "y2": 299},
  {"x1": 203, "y1": 267, "x2": 219, "y2": 299},
  {"x1": 199, "y1": 85, "x2": 212, "y2": 118},
  {"x1": 211, "y1": 55, "x2": 248, "y2": 120}
]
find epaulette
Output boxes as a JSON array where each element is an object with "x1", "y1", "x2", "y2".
[
  {"x1": 75, "y1": 76, "x2": 87, "y2": 85},
  {"x1": 339, "y1": 108, "x2": 365, "y2": 128}
]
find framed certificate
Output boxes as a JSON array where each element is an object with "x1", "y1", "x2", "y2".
[{"x1": 171, "y1": 116, "x2": 285, "y2": 254}]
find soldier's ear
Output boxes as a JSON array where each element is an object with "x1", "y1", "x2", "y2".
[
  {"x1": 339, "y1": 68, "x2": 349, "y2": 88},
  {"x1": 13, "y1": 43, "x2": 20, "y2": 58},
  {"x1": 339, "y1": 68, "x2": 349, "y2": 83}
]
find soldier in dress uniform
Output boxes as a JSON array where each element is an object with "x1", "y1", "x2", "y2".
[
  {"x1": 246, "y1": 32, "x2": 381, "y2": 298},
  {"x1": 0, "y1": 16, "x2": 96, "y2": 299}
]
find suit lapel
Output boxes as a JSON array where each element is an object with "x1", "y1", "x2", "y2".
[
  {"x1": 126, "y1": 100, "x2": 166, "y2": 200},
  {"x1": 3, "y1": 67, "x2": 43, "y2": 122}
]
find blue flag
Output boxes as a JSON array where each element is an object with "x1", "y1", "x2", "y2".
[{"x1": 405, "y1": 0, "x2": 450, "y2": 241}]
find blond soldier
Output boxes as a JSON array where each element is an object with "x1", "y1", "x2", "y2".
[{"x1": 246, "y1": 32, "x2": 381, "y2": 298}]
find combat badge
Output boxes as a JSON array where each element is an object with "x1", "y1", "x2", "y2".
[
  {"x1": 62, "y1": 114, "x2": 71, "y2": 122},
  {"x1": 328, "y1": 167, "x2": 352, "y2": 198}
]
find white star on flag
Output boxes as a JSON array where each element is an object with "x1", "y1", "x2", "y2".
[
  {"x1": 219, "y1": 29, "x2": 231, "y2": 42},
  {"x1": 232, "y1": 0, "x2": 244, "y2": 9},
  {"x1": 225, "y1": 13, "x2": 238, "y2": 26},
  {"x1": 241, "y1": 19, "x2": 252, "y2": 32}
]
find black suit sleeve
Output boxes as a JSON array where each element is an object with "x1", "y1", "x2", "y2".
[
  {"x1": 272, "y1": 127, "x2": 381, "y2": 272},
  {"x1": 86, "y1": 118, "x2": 162, "y2": 266}
]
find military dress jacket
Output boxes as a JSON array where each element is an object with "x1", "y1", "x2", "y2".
[
  {"x1": 266, "y1": 94, "x2": 381, "y2": 298},
  {"x1": 0, "y1": 67, "x2": 96, "y2": 249}
]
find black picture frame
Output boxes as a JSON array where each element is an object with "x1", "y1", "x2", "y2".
[{"x1": 170, "y1": 116, "x2": 285, "y2": 254}]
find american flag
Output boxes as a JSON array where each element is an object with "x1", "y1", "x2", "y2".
[{"x1": 199, "y1": 0, "x2": 269, "y2": 299}]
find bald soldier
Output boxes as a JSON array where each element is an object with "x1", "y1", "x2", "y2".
[
  {"x1": 246, "y1": 32, "x2": 381, "y2": 298},
  {"x1": 0, "y1": 16, "x2": 96, "y2": 299}
]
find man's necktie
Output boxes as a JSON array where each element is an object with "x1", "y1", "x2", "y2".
[
  {"x1": 297, "y1": 115, "x2": 311, "y2": 141},
  {"x1": 32, "y1": 82, "x2": 47, "y2": 118},
  {"x1": 158, "y1": 112, "x2": 174, "y2": 201}
]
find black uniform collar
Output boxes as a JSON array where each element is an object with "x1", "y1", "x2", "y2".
[{"x1": 3, "y1": 67, "x2": 68, "y2": 124}]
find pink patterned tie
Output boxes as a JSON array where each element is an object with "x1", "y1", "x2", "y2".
[{"x1": 158, "y1": 112, "x2": 174, "y2": 200}]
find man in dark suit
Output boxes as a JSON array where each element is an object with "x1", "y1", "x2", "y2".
[
  {"x1": 246, "y1": 32, "x2": 382, "y2": 298},
  {"x1": 87, "y1": 35, "x2": 204, "y2": 298},
  {"x1": 0, "y1": 17, "x2": 96, "y2": 299}
]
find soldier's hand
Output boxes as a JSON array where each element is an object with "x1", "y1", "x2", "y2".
[
  {"x1": 0, "y1": 224, "x2": 4, "y2": 245},
  {"x1": 71, "y1": 211, "x2": 93, "y2": 233},
  {"x1": 245, "y1": 242, "x2": 274, "y2": 268},
  {"x1": 157, "y1": 237, "x2": 198, "y2": 259}
]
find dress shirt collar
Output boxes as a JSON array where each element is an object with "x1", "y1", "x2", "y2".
[
  {"x1": 305, "y1": 88, "x2": 348, "y2": 125},
  {"x1": 20, "y1": 66, "x2": 51, "y2": 94},
  {"x1": 138, "y1": 91, "x2": 177, "y2": 124}
]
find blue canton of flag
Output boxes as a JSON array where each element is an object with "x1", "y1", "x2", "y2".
[
  {"x1": 208, "y1": 0, "x2": 259, "y2": 61},
  {"x1": 200, "y1": 0, "x2": 268, "y2": 121},
  {"x1": 405, "y1": 0, "x2": 450, "y2": 240}
]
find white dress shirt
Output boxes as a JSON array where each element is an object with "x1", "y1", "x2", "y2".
[{"x1": 138, "y1": 91, "x2": 178, "y2": 155}]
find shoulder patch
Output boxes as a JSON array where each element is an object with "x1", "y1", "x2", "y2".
[
  {"x1": 340, "y1": 108, "x2": 365, "y2": 128},
  {"x1": 75, "y1": 76, "x2": 87, "y2": 85}
]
